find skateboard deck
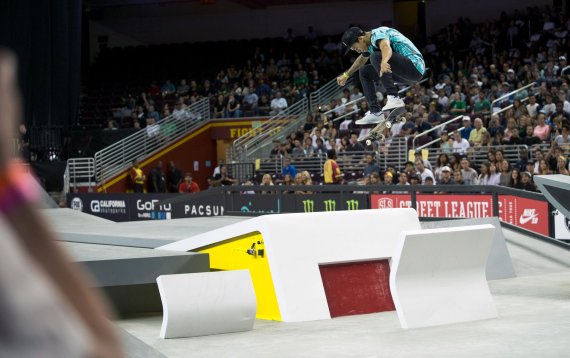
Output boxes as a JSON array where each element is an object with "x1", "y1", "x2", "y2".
[{"x1": 359, "y1": 107, "x2": 406, "y2": 145}]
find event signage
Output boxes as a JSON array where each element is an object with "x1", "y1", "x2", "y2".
[
  {"x1": 69, "y1": 194, "x2": 130, "y2": 222},
  {"x1": 371, "y1": 194, "x2": 494, "y2": 218},
  {"x1": 371, "y1": 193, "x2": 550, "y2": 236},
  {"x1": 296, "y1": 194, "x2": 368, "y2": 213},
  {"x1": 498, "y1": 195, "x2": 549, "y2": 236},
  {"x1": 67, "y1": 193, "x2": 224, "y2": 221}
]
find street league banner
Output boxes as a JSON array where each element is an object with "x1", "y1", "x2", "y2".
[
  {"x1": 371, "y1": 194, "x2": 494, "y2": 218},
  {"x1": 371, "y1": 193, "x2": 550, "y2": 236}
]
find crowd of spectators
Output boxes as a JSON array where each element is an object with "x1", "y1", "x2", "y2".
[
  {"x1": 107, "y1": 6, "x2": 570, "y2": 195},
  {"x1": 88, "y1": 26, "x2": 353, "y2": 128},
  {"x1": 229, "y1": 5, "x2": 570, "y2": 191}
]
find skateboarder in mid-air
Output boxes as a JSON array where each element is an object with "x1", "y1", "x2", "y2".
[{"x1": 337, "y1": 26, "x2": 425, "y2": 140}]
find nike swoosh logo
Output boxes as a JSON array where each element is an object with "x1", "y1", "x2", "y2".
[{"x1": 520, "y1": 214, "x2": 538, "y2": 224}]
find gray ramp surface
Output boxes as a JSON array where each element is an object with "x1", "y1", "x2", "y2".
[
  {"x1": 502, "y1": 228, "x2": 570, "y2": 276},
  {"x1": 43, "y1": 209, "x2": 249, "y2": 246}
]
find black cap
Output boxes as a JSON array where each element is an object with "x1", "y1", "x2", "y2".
[{"x1": 342, "y1": 27, "x2": 365, "y2": 54}]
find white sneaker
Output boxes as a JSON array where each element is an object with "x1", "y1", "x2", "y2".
[
  {"x1": 355, "y1": 111, "x2": 384, "y2": 125},
  {"x1": 382, "y1": 95, "x2": 405, "y2": 111}
]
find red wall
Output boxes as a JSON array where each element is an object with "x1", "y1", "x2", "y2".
[{"x1": 319, "y1": 260, "x2": 395, "y2": 318}]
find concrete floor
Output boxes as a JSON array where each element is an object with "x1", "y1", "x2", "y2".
[
  {"x1": 117, "y1": 271, "x2": 570, "y2": 357},
  {"x1": 116, "y1": 228, "x2": 570, "y2": 357}
]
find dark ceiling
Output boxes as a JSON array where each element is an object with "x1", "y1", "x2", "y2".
[{"x1": 84, "y1": 0, "x2": 355, "y2": 10}]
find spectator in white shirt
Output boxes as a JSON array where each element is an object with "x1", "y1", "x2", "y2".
[
  {"x1": 452, "y1": 131, "x2": 470, "y2": 154},
  {"x1": 526, "y1": 95, "x2": 539, "y2": 118},
  {"x1": 460, "y1": 157, "x2": 479, "y2": 185},
  {"x1": 415, "y1": 158, "x2": 436, "y2": 184},
  {"x1": 270, "y1": 92, "x2": 288, "y2": 115}
]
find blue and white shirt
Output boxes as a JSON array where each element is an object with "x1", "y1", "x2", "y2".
[{"x1": 366, "y1": 27, "x2": 425, "y2": 75}]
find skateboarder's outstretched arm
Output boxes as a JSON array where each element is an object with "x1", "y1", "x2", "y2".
[{"x1": 337, "y1": 55, "x2": 368, "y2": 86}]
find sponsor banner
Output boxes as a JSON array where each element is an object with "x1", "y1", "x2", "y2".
[
  {"x1": 296, "y1": 194, "x2": 369, "y2": 213},
  {"x1": 371, "y1": 194, "x2": 494, "y2": 219},
  {"x1": 554, "y1": 210, "x2": 570, "y2": 240},
  {"x1": 498, "y1": 195, "x2": 549, "y2": 236},
  {"x1": 415, "y1": 194, "x2": 494, "y2": 218},
  {"x1": 230, "y1": 194, "x2": 296, "y2": 214},
  {"x1": 134, "y1": 194, "x2": 177, "y2": 220},
  {"x1": 372, "y1": 194, "x2": 412, "y2": 209},
  {"x1": 175, "y1": 197, "x2": 225, "y2": 218},
  {"x1": 68, "y1": 194, "x2": 130, "y2": 222},
  {"x1": 67, "y1": 193, "x2": 225, "y2": 221}
]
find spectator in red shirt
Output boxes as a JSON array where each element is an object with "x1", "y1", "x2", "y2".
[{"x1": 178, "y1": 173, "x2": 200, "y2": 193}]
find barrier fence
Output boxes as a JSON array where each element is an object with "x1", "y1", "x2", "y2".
[{"x1": 66, "y1": 184, "x2": 570, "y2": 242}]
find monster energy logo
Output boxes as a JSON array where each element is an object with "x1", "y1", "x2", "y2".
[
  {"x1": 302, "y1": 199, "x2": 354, "y2": 212},
  {"x1": 302, "y1": 200, "x2": 315, "y2": 213},
  {"x1": 323, "y1": 199, "x2": 336, "y2": 212},
  {"x1": 346, "y1": 199, "x2": 359, "y2": 210}
]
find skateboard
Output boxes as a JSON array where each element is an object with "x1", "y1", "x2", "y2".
[{"x1": 359, "y1": 107, "x2": 406, "y2": 145}]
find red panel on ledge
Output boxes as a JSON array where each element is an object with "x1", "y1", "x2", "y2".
[{"x1": 319, "y1": 260, "x2": 395, "y2": 318}]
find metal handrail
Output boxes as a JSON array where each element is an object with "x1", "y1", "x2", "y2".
[
  {"x1": 238, "y1": 98, "x2": 307, "y2": 149},
  {"x1": 232, "y1": 75, "x2": 359, "y2": 163},
  {"x1": 257, "y1": 138, "x2": 408, "y2": 175},
  {"x1": 412, "y1": 114, "x2": 464, "y2": 149},
  {"x1": 321, "y1": 95, "x2": 363, "y2": 116},
  {"x1": 67, "y1": 157, "x2": 96, "y2": 189},
  {"x1": 491, "y1": 82, "x2": 536, "y2": 108},
  {"x1": 415, "y1": 126, "x2": 465, "y2": 151},
  {"x1": 309, "y1": 76, "x2": 355, "y2": 110},
  {"x1": 94, "y1": 97, "x2": 210, "y2": 183},
  {"x1": 492, "y1": 97, "x2": 530, "y2": 117},
  {"x1": 230, "y1": 97, "x2": 309, "y2": 162},
  {"x1": 414, "y1": 95, "x2": 532, "y2": 151},
  {"x1": 330, "y1": 109, "x2": 360, "y2": 123}
]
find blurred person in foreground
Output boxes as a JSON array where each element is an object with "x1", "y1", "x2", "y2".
[{"x1": 0, "y1": 49, "x2": 122, "y2": 357}]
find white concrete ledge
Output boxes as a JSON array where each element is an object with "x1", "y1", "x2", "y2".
[
  {"x1": 157, "y1": 270, "x2": 256, "y2": 338},
  {"x1": 390, "y1": 225, "x2": 498, "y2": 329}
]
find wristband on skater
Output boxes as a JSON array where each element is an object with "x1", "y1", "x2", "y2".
[
  {"x1": 0, "y1": 160, "x2": 40, "y2": 214},
  {"x1": 342, "y1": 72, "x2": 349, "y2": 78}
]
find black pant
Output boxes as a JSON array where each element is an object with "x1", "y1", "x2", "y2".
[{"x1": 359, "y1": 51, "x2": 423, "y2": 112}]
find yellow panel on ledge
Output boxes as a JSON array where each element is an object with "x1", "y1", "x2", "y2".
[{"x1": 197, "y1": 232, "x2": 281, "y2": 321}]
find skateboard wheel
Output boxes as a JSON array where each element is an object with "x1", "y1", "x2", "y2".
[
  {"x1": 378, "y1": 134, "x2": 385, "y2": 141},
  {"x1": 365, "y1": 139, "x2": 372, "y2": 146},
  {"x1": 385, "y1": 121, "x2": 392, "y2": 129},
  {"x1": 399, "y1": 116, "x2": 406, "y2": 123}
]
